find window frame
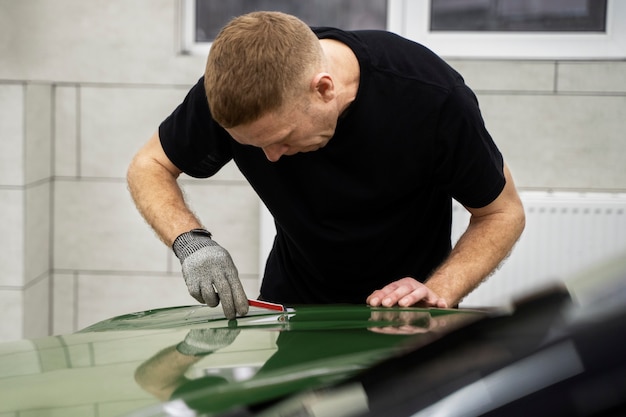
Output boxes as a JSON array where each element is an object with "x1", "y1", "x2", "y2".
[
  {"x1": 390, "y1": 0, "x2": 626, "y2": 59},
  {"x1": 179, "y1": 0, "x2": 393, "y2": 56},
  {"x1": 182, "y1": 0, "x2": 626, "y2": 59}
]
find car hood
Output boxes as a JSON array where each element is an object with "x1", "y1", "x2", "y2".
[{"x1": 0, "y1": 304, "x2": 487, "y2": 417}]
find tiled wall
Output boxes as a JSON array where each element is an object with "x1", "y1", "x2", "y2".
[
  {"x1": 1, "y1": 1, "x2": 625, "y2": 342},
  {"x1": 1, "y1": 83, "x2": 53, "y2": 341},
  {"x1": 449, "y1": 60, "x2": 626, "y2": 190},
  {"x1": 0, "y1": 81, "x2": 262, "y2": 342}
]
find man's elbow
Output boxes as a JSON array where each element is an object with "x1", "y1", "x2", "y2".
[
  {"x1": 510, "y1": 199, "x2": 526, "y2": 240},
  {"x1": 126, "y1": 151, "x2": 148, "y2": 192}
]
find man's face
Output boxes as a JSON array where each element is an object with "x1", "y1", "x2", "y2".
[{"x1": 226, "y1": 98, "x2": 338, "y2": 162}]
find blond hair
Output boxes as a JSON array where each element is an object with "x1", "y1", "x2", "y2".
[{"x1": 205, "y1": 11, "x2": 322, "y2": 128}]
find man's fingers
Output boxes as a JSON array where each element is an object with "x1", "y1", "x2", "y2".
[
  {"x1": 366, "y1": 282, "x2": 401, "y2": 306},
  {"x1": 366, "y1": 291, "x2": 384, "y2": 306},
  {"x1": 211, "y1": 278, "x2": 237, "y2": 319},
  {"x1": 210, "y1": 272, "x2": 249, "y2": 319},
  {"x1": 396, "y1": 286, "x2": 431, "y2": 307},
  {"x1": 368, "y1": 279, "x2": 420, "y2": 307},
  {"x1": 382, "y1": 284, "x2": 416, "y2": 307},
  {"x1": 367, "y1": 277, "x2": 447, "y2": 308},
  {"x1": 201, "y1": 280, "x2": 220, "y2": 307},
  {"x1": 398, "y1": 289, "x2": 447, "y2": 308},
  {"x1": 227, "y1": 273, "x2": 249, "y2": 317}
]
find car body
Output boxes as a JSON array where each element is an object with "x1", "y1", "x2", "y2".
[
  {"x1": 0, "y1": 301, "x2": 486, "y2": 417},
  {"x1": 1, "y1": 254, "x2": 625, "y2": 417}
]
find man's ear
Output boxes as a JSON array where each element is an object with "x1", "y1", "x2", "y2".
[{"x1": 310, "y1": 72, "x2": 335, "y2": 102}]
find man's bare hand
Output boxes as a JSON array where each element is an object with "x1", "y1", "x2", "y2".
[{"x1": 366, "y1": 277, "x2": 448, "y2": 308}]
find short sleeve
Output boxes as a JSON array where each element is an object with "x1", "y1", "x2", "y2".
[
  {"x1": 433, "y1": 84, "x2": 505, "y2": 208},
  {"x1": 159, "y1": 77, "x2": 234, "y2": 178}
]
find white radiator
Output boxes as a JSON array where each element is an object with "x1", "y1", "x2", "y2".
[
  {"x1": 260, "y1": 191, "x2": 626, "y2": 307},
  {"x1": 457, "y1": 191, "x2": 626, "y2": 307}
]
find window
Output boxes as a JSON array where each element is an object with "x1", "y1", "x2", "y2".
[
  {"x1": 430, "y1": 0, "x2": 607, "y2": 33},
  {"x1": 181, "y1": 0, "x2": 388, "y2": 55},
  {"x1": 181, "y1": 0, "x2": 626, "y2": 59},
  {"x1": 396, "y1": 0, "x2": 626, "y2": 59}
]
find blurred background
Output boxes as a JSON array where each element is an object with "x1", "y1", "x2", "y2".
[{"x1": 1, "y1": 0, "x2": 625, "y2": 342}]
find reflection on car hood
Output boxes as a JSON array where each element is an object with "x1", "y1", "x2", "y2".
[
  {"x1": 249, "y1": 255, "x2": 626, "y2": 417},
  {"x1": 0, "y1": 304, "x2": 487, "y2": 417}
]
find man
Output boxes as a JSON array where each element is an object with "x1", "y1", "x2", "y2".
[{"x1": 127, "y1": 11, "x2": 525, "y2": 319}]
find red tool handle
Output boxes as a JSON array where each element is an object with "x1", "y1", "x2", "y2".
[{"x1": 248, "y1": 299, "x2": 286, "y2": 312}]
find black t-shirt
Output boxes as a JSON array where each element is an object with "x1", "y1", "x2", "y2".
[{"x1": 159, "y1": 28, "x2": 505, "y2": 305}]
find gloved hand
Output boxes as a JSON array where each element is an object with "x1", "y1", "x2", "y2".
[
  {"x1": 172, "y1": 229, "x2": 249, "y2": 320},
  {"x1": 176, "y1": 328, "x2": 241, "y2": 356}
]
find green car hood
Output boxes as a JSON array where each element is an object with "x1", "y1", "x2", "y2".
[{"x1": 0, "y1": 304, "x2": 486, "y2": 417}]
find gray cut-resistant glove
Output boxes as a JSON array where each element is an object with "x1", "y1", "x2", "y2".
[
  {"x1": 176, "y1": 328, "x2": 241, "y2": 356},
  {"x1": 172, "y1": 229, "x2": 249, "y2": 320}
]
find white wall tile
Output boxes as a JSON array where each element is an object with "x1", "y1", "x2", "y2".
[
  {"x1": 240, "y1": 273, "x2": 261, "y2": 300},
  {"x1": 0, "y1": 189, "x2": 24, "y2": 286},
  {"x1": 0, "y1": 290, "x2": 23, "y2": 342},
  {"x1": 448, "y1": 60, "x2": 555, "y2": 92},
  {"x1": 25, "y1": 182, "x2": 51, "y2": 284},
  {"x1": 0, "y1": 84, "x2": 24, "y2": 186},
  {"x1": 480, "y1": 94, "x2": 626, "y2": 190},
  {"x1": 24, "y1": 84, "x2": 52, "y2": 184},
  {"x1": 53, "y1": 180, "x2": 168, "y2": 272},
  {"x1": 76, "y1": 273, "x2": 198, "y2": 330},
  {"x1": 0, "y1": 0, "x2": 204, "y2": 85},
  {"x1": 80, "y1": 85, "x2": 191, "y2": 179},
  {"x1": 181, "y1": 182, "x2": 260, "y2": 275},
  {"x1": 54, "y1": 85, "x2": 79, "y2": 178},
  {"x1": 558, "y1": 62, "x2": 626, "y2": 94}
]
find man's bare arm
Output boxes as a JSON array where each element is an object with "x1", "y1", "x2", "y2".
[
  {"x1": 128, "y1": 132, "x2": 250, "y2": 318},
  {"x1": 127, "y1": 131, "x2": 202, "y2": 246},
  {"x1": 424, "y1": 163, "x2": 526, "y2": 307},
  {"x1": 367, "y1": 163, "x2": 525, "y2": 308}
]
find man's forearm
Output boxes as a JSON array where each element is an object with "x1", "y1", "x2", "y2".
[
  {"x1": 127, "y1": 134, "x2": 202, "y2": 246},
  {"x1": 426, "y1": 165, "x2": 526, "y2": 307},
  {"x1": 425, "y1": 212, "x2": 524, "y2": 306}
]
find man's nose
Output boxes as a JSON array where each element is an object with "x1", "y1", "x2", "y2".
[{"x1": 262, "y1": 144, "x2": 288, "y2": 162}]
